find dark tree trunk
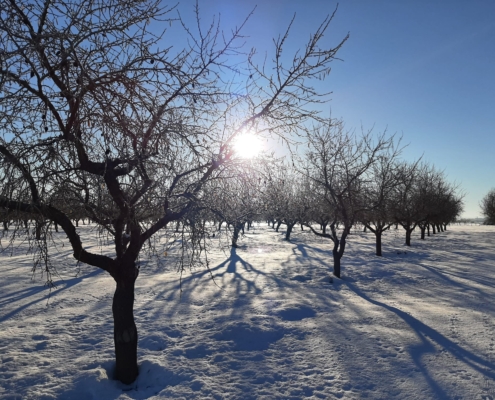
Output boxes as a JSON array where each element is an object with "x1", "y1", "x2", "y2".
[
  {"x1": 333, "y1": 252, "x2": 341, "y2": 278},
  {"x1": 375, "y1": 231, "x2": 382, "y2": 256},
  {"x1": 75, "y1": 219, "x2": 79, "y2": 227},
  {"x1": 2, "y1": 220, "x2": 8, "y2": 231},
  {"x1": 300, "y1": 224, "x2": 304, "y2": 231},
  {"x1": 112, "y1": 267, "x2": 139, "y2": 384},
  {"x1": 285, "y1": 222, "x2": 295, "y2": 240},
  {"x1": 363, "y1": 225, "x2": 367, "y2": 232},
  {"x1": 275, "y1": 221, "x2": 282, "y2": 232},
  {"x1": 427, "y1": 224, "x2": 431, "y2": 236},
  {"x1": 54, "y1": 222, "x2": 59, "y2": 233},
  {"x1": 331, "y1": 227, "x2": 348, "y2": 279},
  {"x1": 432, "y1": 224, "x2": 436, "y2": 234},
  {"x1": 405, "y1": 228, "x2": 412, "y2": 246},
  {"x1": 420, "y1": 226, "x2": 426, "y2": 239},
  {"x1": 35, "y1": 220, "x2": 43, "y2": 240},
  {"x1": 231, "y1": 222, "x2": 243, "y2": 247}
]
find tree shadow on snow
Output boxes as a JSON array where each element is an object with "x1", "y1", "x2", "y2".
[
  {"x1": 346, "y1": 281, "x2": 495, "y2": 399},
  {"x1": 0, "y1": 268, "x2": 104, "y2": 323},
  {"x1": 149, "y1": 247, "x2": 284, "y2": 319}
]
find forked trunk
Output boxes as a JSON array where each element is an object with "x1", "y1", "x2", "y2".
[
  {"x1": 112, "y1": 267, "x2": 139, "y2": 384},
  {"x1": 332, "y1": 235, "x2": 346, "y2": 278}
]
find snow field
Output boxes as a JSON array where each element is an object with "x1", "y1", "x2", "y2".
[{"x1": 0, "y1": 224, "x2": 494, "y2": 399}]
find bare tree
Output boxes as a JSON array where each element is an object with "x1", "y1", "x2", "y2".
[
  {"x1": 391, "y1": 161, "x2": 424, "y2": 246},
  {"x1": 360, "y1": 141, "x2": 403, "y2": 256},
  {"x1": 304, "y1": 120, "x2": 394, "y2": 278},
  {"x1": 0, "y1": 0, "x2": 348, "y2": 383},
  {"x1": 205, "y1": 161, "x2": 262, "y2": 248},
  {"x1": 261, "y1": 164, "x2": 307, "y2": 241},
  {"x1": 480, "y1": 189, "x2": 495, "y2": 225}
]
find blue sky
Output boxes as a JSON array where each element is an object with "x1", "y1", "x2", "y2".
[{"x1": 177, "y1": 0, "x2": 495, "y2": 218}]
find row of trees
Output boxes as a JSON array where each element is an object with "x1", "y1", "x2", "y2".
[{"x1": 201, "y1": 120, "x2": 463, "y2": 278}]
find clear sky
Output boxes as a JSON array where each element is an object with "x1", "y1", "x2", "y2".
[{"x1": 176, "y1": 0, "x2": 495, "y2": 218}]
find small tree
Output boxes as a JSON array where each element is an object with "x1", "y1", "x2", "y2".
[
  {"x1": 360, "y1": 143, "x2": 403, "y2": 256},
  {"x1": 0, "y1": 0, "x2": 348, "y2": 383},
  {"x1": 304, "y1": 120, "x2": 394, "y2": 278},
  {"x1": 480, "y1": 189, "x2": 495, "y2": 225}
]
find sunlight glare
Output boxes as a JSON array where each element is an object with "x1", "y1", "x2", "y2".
[{"x1": 233, "y1": 132, "x2": 263, "y2": 159}]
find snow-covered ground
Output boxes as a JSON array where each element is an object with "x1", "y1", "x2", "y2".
[{"x1": 1, "y1": 223, "x2": 494, "y2": 399}]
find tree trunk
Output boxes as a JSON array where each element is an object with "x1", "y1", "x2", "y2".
[
  {"x1": 432, "y1": 224, "x2": 436, "y2": 234},
  {"x1": 275, "y1": 221, "x2": 282, "y2": 232},
  {"x1": 405, "y1": 228, "x2": 412, "y2": 246},
  {"x1": 112, "y1": 269, "x2": 139, "y2": 384},
  {"x1": 35, "y1": 220, "x2": 43, "y2": 240},
  {"x1": 231, "y1": 222, "x2": 243, "y2": 247},
  {"x1": 420, "y1": 226, "x2": 426, "y2": 240},
  {"x1": 285, "y1": 223, "x2": 295, "y2": 240},
  {"x1": 2, "y1": 220, "x2": 8, "y2": 231},
  {"x1": 333, "y1": 253, "x2": 341, "y2": 278},
  {"x1": 375, "y1": 231, "x2": 382, "y2": 256},
  {"x1": 427, "y1": 224, "x2": 430, "y2": 237}
]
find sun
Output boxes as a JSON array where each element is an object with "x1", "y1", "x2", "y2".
[{"x1": 232, "y1": 132, "x2": 263, "y2": 159}]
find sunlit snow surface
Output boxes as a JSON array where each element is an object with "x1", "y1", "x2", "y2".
[{"x1": 1, "y1": 224, "x2": 495, "y2": 399}]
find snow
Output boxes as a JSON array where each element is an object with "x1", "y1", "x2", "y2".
[{"x1": 1, "y1": 224, "x2": 495, "y2": 399}]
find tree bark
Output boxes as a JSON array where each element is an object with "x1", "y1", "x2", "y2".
[
  {"x1": 35, "y1": 220, "x2": 43, "y2": 240},
  {"x1": 112, "y1": 266, "x2": 139, "y2": 384},
  {"x1": 375, "y1": 231, "x2": 382, "y2": 256},
  {"x1": 231, "y1": 221, "x2": 243, "y2": 247},
  {"x1": 405, "y1": 228, "x2": 412, "y2": 246},
  {"x1": 285, "y1": 222, "x2": 295, "y2": 240}
]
